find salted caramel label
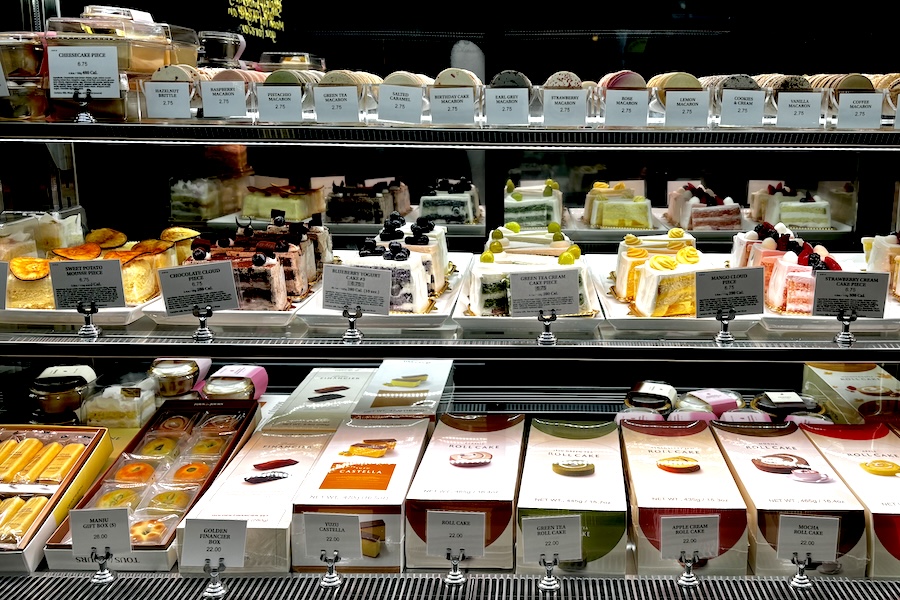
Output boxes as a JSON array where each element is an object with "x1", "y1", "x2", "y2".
[{"x1": 319, "y1": 462, "x2": 396, "y2": 490}]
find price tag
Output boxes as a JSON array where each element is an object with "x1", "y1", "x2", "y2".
[
  {"x1": 521, "y1": 515, "x2": 582, "y2": 563},
  {"x1": 836, "y1": 92, "x2": 883, "y2": 130},
  {"x1": 720, "y1": 89, "x2": 764, "y2": 127},
  {"x1": 257, "y1": 84, "x2": 303, "y2": 122},
  {"x1": 812, "y1": 271, "x2": 888, "y2": 318},
  {"x1": 604, "y1": 89, "x2": 649, "y2": 126},
  {"x1": 776, "y1": 91, "x2": 822, "y2": 128},
  {"x1": 659, "y1": 514, "x2": 720, "y2": 560},
  {"x1": 509, "y1": 269, "x2": 580, "y2": 318},
  {"x1": 314, "y1": 85, "x2": 361, "y2": 123},
  {"x1": 69, "y1": 508, "x2": 131, "y2": 555},
  {"x1": 777, "y1": 515, "x2": 839, "y2": 563},
  {"x1": 181, "y1": 519, "x2": 248, "y2": 567},
  {"x1": 158, "y1": 262, "x2": 240, "y2": 316},
  {"x1": 695, "y1": 267, "x2": 764, "y2": 318},
  {"x1": 303, "y1": 513, "x2": 361, "y2": 559},
  {"x1": 48, "y1": 46, "x2": 120, "y2": 99},
  {"x1": 322, "y1": 263, "x2": 391, "y2": 315},
  {"x1": 377, "y1": 84, "x2": 423, "y2": 124},
  {"x1": 429, "y1": 87, "x2": 476, "y2": 125},
  {"x1": 484, "y1": 88, "x2": 529, "y2": 125},
  {"x1": 0, "y1": 74, "x2": 8, "y2": 97},
  {"x1": 143, "y1": 81, "x2": 190, "y2": 119},
  {"x1": 542, "y1": 89, "x2": 587, "y2": 126},
  {"x1": 764, "y1": 391, "x2": 804, "y2": 405},
  {"x1": 200, "y1": 81, "x2": 246, "y2": 118},
  {"x1": 426, "y1": 510, "x2": 485, "y2": 558},
  {"x1": 664, "y1": 91, "x2": 710, "y2": 127},
  {"x1": 49, "y1": 259, "x2": 126, "y2": 309},
  {"x1": 0, "y1": 261, "x2": 6, "y2": 308}
]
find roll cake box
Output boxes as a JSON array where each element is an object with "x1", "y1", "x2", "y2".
[
  {"x1": 0, "y1": 426, "x2": 112, "y2": 572},
  {"x1": 351, "y1": 359, "x2": 454, "y2": 427},
  {"x1": 710, "y1": 421, "x2": 867, "y2": 577},
  {"x1": 405, "y1": 414, "x2": 526, "y2": 570},
  {"x1": 291, "y1": 418, "x2": 430, "y2": 573},
  {"x1": 620, "y1": 420, "x2": 749, "y2": 575},
  {"x1": 44, "y1": 399, "x2": 259, "y2": 571},
  {"x1": 516, "y1": 420, "x2": 628, "y2": 576}
]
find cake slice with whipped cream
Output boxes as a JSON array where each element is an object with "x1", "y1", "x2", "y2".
[
  {"x1": 486, "y1": 221, "x2": 572, "y2": 256},
  {"x1": 419, "y1": 177, "x2": 479, "y2": 224},
  {"x1": 612, "y1": 228, "x2": 696, "y2": 302},
  {"x1": 731, "y1": 221, "x2": 794, "y2": 268},
  {"x1": 375, "y1": 214, "x2": 447, "y2": 296},
  {"x1": 342, "y1": 239, "x2": 430, "y2": 314},
  {"x1": 632, "y1": 247, "x2": 710, "y2": 317},
  {"x1": 504, "y1": 178, "x2": 564, "y2": 229},
  {"x1": 749, "y1": 182, "x2": 797, "y2": 222},
  {"x1": 666, "y1": 183, "x2": 742, "y2": 230},
  {"x1": 766, "y1": 243, "x2": 842, "y2": 315},
  {"x1": 765, "y1": 191, "x2": 832, "y2": 229},
  {"x1": 582, "y1": 181, "x2": 652, "y2": 229}
]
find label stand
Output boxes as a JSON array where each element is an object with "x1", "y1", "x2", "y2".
[
  {"x1": 677, "y1": 550, "x2": 700, "y2": 588},
  {"x1": 192, "y1": 305, "x2": 215, "y2": 342},
  {"x1": 89, "y1": 546, "x2": 114, "y2": 584},
  {"x1": 536, "y1": 309, "x2": 557, "y2": 346},
  {"x1": 341, "y1": 305, "x2": 364, "y2": 344},
  {"x1": 833, "y1": 309, "x2": 857, "y2": 348},
  {"x1": 73, "y1": 89, "x2": 97, "y2": 123},
  {"x1": 201, "y1": 557, "x2": 226, "y2": 599},
  {"x1": 319, "y1": 550, "x2": 342, "y2": 588},
  {"x1": 444, "y1": 548, "x2": 467, "y2": 585},
  {"x1": 714, "y1": 307, "x2": 736, "y2": 347},
  {"x1": 790, "y1": 552, "x2": 813, "y2": 590},
  {"x1": 537, "y1": 553, "x2": 560, "y2": 592},
  {"x1": 77, "y1": 301, "x2": 102, "y2": 338}
]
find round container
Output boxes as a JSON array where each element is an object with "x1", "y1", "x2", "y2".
[
  {"x1": 149, "y1": 359, "x2": 200, "y2": 397},
  {"x1": 202, "y1": 377, "x2": 254, "y2": 400},
  {"x1": 198, "y1": 31, "x2": 245, "y2": 68},
  {"x1": 678, "y1": 388, "x2": 745, "y2": 416},
  {"x1": 750, "y1": 392, "x2": 825, "y2": 421},
  {"x1": 28, "y1": 365, "x2": 97, "y2": 422},
  {"x1": 614, "y1": 406, "x2": 664, "y2": 424},
  {"x1": 625, "y1": 380, "x2": 677, "y2": 415},
  {"x1": 0, "y1": 32, "x2": 44, "y2": 80},
  {"x1": 667, "y1": 407, "x2": 716, "y2": 422},
  {"x1": 718, "y1": 407, "x2": 772, "y2": 423}
]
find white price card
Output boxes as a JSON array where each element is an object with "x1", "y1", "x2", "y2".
[
  {"x1": 521, "y1": 515, "x2": 582, "y2": 563},
  {"x1": 426, "y1": 510, "x2": 485, "y2": 558},
  {"x1": 777, "y1": 515, "x2": 839, "y2": 563},
  {"x1": 604, "y1": 89, "x2": 649, "y2": 126},
  {"x1": 49, "y1": 259, "x2": 126, "y2": 309},
  {"x1": 0, "y1": 261, "x2": 6, "y2": 308},
  {"x1": 158, "y1": 262, "x2": 240, "y2": 316},
  {"x1": 659, "y1": 514, "x2": 720, "y2": 560},
  {"x1": 143, "y1": 81, "x2": 190, "y2": 119},
  {"x1": 323, "y1": 263, "x2": 392, "y2": 315},
  {"x1": 0, "y1": 74, "x2": 8, "y2": 97},
  {"x1": 48, "y1": 46, "x2": 120, "y2": 99},
  {"x1": 836, "y1": 92, "x2": 883, "y2": 130},
  {"x1": 695, "y1": 267, "x2": 764, "y2": 318},
  {"x1": 377, "y1": 84, "x2": 423, "y2": 124},
  {"x1": 776, "y1": 91, "x2": 823, "y2": 128},
  {"x1": 720, "y1": 89, "x2": 765, "y2": 127},
  {"x1": 181, "y1": 519, "x2": 248, "y2": 567},
  {"x1": 812, "y1": 271, "x2": 888, "y2": 318},
  {"x1": 303, "y1": 513, "x2": 361, "y2": 559},
  {"x1": 764, "y1": 391, "x2": 804, "y2": 405},
  {"x1": 542, "y1": 89, "x2": 587, "y2": 126},
  {"x1": 200, "y1": 81, "x2": 246, "y2": 118},
  {"x1": 69, "y1": 508, "x2": 131, "y2": 556},
  {"x1": 257, "y1": 85, "x2": 303, "y2": 122},
  {"x1": 485, "y1": 88, "x2": 529, "y2": 126},
  {"x1": 664, "y1": 91, "x2": 710, "y2": 127},
  {"x1": 429, "y1": 87, "x2": 476, "y2": 125},
  {"x1": 314, "y1": 85, "x2": 361, "y2": 123},
  {"x1": 509, "y1": 269, "x2": 580, "y2": 318}
]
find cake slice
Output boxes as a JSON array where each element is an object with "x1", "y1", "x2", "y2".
[
  {"x1": 766, "y1": 245, "x2": 842, "y2": 314},
  {"x1": 749, "y1": 182, "x2": 798, "y2": 221},
  {"x1": 375, "y1": 215, "x2": 447, "y2": 296},
  {"x1": 666, "y1": 183, "x2": 742, "y2": 230},
  {"x1": 419, "y1": 178, "x2": 478, "y2": 224},
  {"x1": 632, "y1": 247, "x2": 710, "y2": 317},
  {"x1": 504, "y1": 179, "x2": 564, "y2": 229},
  {"x1": 766, "y1": 191, "x2": 831, "y2": 229},
  {"x1": 241, "y1": 184, "x2": 326, "y2": 222},
  {"x1": 486, "y1": 222, "x2": 571, "y2": 256},
  {"x1": 341, "y1": 240, "x2": 431, "y2": 314},
  {"x1": 612, "y1": 228, "x2": 696, "y2": 302},
  {"x1": 582, "y1": 181, "x2": 651, "y2": 229}
]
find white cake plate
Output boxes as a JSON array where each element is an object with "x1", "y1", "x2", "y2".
[{"x1": 0, "y1": 298, "x2": 154, "y2": 326}]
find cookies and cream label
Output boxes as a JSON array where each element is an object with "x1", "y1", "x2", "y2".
[
  {"x1": 257, "y1": 85, "x2": 302, "y2": 123},
  {"x1": 542, "y1": 89, "x2": 588, "y2": 126},
  {"x1": 836, "y1": 92, "x2": 883, "y2": 130},
  {"x1": 426, "y1": 510, "x2": 485, "y2": 557},
  {"x1": 49, "y1": 259, "x2": 126, "y2": 309},
  {"x1": 485, "y1": 88, "x2": 529, "y2": 125},
  {"x1": 604, "y1": 89, "x2": 649, "y2": 126},
  {"x1": 812, "y1": 271, "x2": 888, "y2": 318},
  {"x1": 720, "y1": 89, "x2": 764, "y2": 127},
  {"x1": 509, "y1": 269, "x2": 580, "y2": 317},
  {"x1": 776, "y1": 515, "x2": 838, "y2": 562},
  {"x1": 521, "y1": 515, "x2": 582, "y2": 563},
  {"x1": 144, "y1": 82, "x2": 190, "y2": 119},
  {"x1": 48, "y1": 46, "x2": 120, "y2": 99},
  {"x1": 377, "y1": 84, "x2": 424, "y2": 124},
  {"x1": 70, "y1": 508, "x2": 131, "y2": 555},
  {"x1": 322, "y1": 263, "x2": 391, "y2": 315},
  {"x1": 302, "y1": 513, "x2": 361, "y2": 559},
  {"x1": 776, "y1": 91, "x2": 822, "y2": 128},
  {"x1": 664, "y1": 91, "x2": 710, "y2": 127},
  {"x1": 429, "y1": 87, "x2": 476, "y2": 125},
  {"x1": 200, "y1": 81, "x2": 247, "y2": 118},
  {"x1": 159, "y1": 262, "x2": 240, "y2": 316},
  {"x1": 660, "y1": 514, "x2": 720, "y2": 559},
  {"x1": 181, "y1": 519, "x2": 248, "y2": 567},
  {"x1": 314, "y1": 85, "x2": 361, "y2": 123}
]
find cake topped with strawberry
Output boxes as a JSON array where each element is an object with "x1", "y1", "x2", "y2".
[
  {"x1": 766, "y1": 241, "x2": 842, "y2": 315},
  {"x1": 749, "y1": 181, "x2": 798, "y2": 221},
  {"x1": 666, "y1": 182, "x2": 742, "y2": 230}
]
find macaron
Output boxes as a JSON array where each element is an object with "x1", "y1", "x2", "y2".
[
  {"x1": 434, "y1": 67, "x2": 482, "y2": 87},
  {"x1": 264, "y1": 69, "x2": 305, "y2": 85},
  {"x1": 648, "y1": 71, "x2": 702, "y2": 106},
  {"x1": 151, "y1": 65, "x2": 194, "y2": 82},
  {"x1": 489, "y1": 69, "x2": 533, "y2": 89},
  {"x1": 600, "y1": 69, "x2": 647, "y2": 89},
  {"x1": 383, "y1": 70, "x2": 425, "y2": 87},
  {"x1": 543, "y1": 70, "x2": 582, "y2": 89}
]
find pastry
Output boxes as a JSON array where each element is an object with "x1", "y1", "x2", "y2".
[
  {"x1": 751, "y1": 453, "x2": 810, "y2": 474},
  {"x1": 362, "y1": 439, "x2": 397, "y2": 450},
  {"x1": 115, "y1": 461, "x2": 156, "y2": 483},
  {"x1": 449, "y1": 451, "x2": 492, "y2": 467},
  {"x1": 96, "y1": 488, "x2": 142, "y2": 509},
  {"x1": 0, "y1": 439, "x2": 18, "y2": 465},
  {"x1": 383, "y1": 374, "x2": 428, "y2": 387},
  {"x1": 155, "y1": 415, "x2": 192, "y2": 433},
  {"x1": 339, "y1": 443, "x2": 388, "y2": 458},
  {"x1": 647, "y1": 71, "x2": 702, "y2": 106},
  {"x1": 361, "y1": 532, "x2": 381, "y2": 558},
  {"x1": 360, "y1": 519, "x2": 386, "y2": 540},
  {"x1": 314, "y1": 385, "x2": 349, "y2": 394},
  {"x1": 0, "y1": 438, "x2": 43, "y2": 482},
  {"x1": 148, "y1": 490, "x2": 192, "y2": 511},
  {"x1": 860, "y1": 459, "x2": 900, "y2": 476},
  {"x1": 11, "y1": 441, "x2": 61, "y2": 484},
  {"x1": 552, "y1": 460, "x2": 595, "y2": 476},
  {"x1": 129, "y1": 519, "x2": 168, "y2": 544},
  {"x1": 189, "y1": 437, "x2": 226, "y2": 456},
  {"x1": 244, "y1": 471, "x2": 288, "y2": 484},
  {"x1": 198, "y1": 414, "x2": 241, "y2": 433},
  {"x1": 0, "y1": 495, "x2": 48, "y2": 543},
  {"x1": 36, "y1": 442, "x2": 85, "y2": 484},
  {"x1": 0, "y1": 496, "x2": 25, "y2": 528},
  {"x1": 656, "y1": 456, "x2": 701, "y2": 473},
  {"x1": 139, "y1": 436, "x2": 178, "y2": 458},
  {"x1": 173, "y1": 462, "x2": 210, "y2": 482}
]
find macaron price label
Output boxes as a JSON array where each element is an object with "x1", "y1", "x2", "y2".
[
  {"x1": 542, "y1": 89, "x2": 588, "y2": 126},
  {"x1": 322, "y1": 263, "x2": 391, "y2": 315},
  {"x1": 378, "y1": 84, "x2": 424, "y2": 124},
  {"x1": 664, "y1": 91, "x2": 710, "y2": 127},
  {"x1": 429, "y1": 88, "x2": 476, "y2": 125},
  {"x1": 303, "y1": 513, "x2": 361, "y2": 559},
  {"x1": 777, "y1": 515, "x2": 839, "y2": 563},
  {"x1": 314, "y1": 85, "x2": 361, "y2": 123},
  {"x1": 509, "y1": 269, "x2": 580, "y2": 318},
  {"x1": 69, "y1": 508, "x2": 131, "y2": 555},
  {"x1": 143, "y1": 82, "x2": 191, "y2": 119},
  {"x1": 695, "y1": 267, "x2": 764, "y2": 318},
  {"x1": 720, "y1": 89, "x2": 764, "y2": 127},
  {"x1": 158, "y1": 262, "x2": 240, "y2": 316},
  {"x1": 521, "y1": 515, "x2": 582, "y2": 563},
  {"x1": 776, "y1": 91, "x2": 823, "y2": 128},
  {"x1": 257, "y1": 84, "x2": 303, "y2": 123},
  {"x1": 485, "y1": 88, "x2": 529, "y2": 126},
  {"x1": 659, "y1": 514, "x2": 720, "y2": 560},
  {"x1": 48, "y1": 46, "x2": 120, "y2": 99},
  {"x1": 181, "y1": 518, "x2": 248, "y2": 567},
  {"x1": 200, "y1": 81, "x2": 246, "y2": 118},
  {"x1": 426, "y1": 510, "x2": 485, "y2": 558},
  {"x1": 604, "y1": 89, "x2": 649, "y2": 127},
  {"x1": 49, "y1": 259, "x2": 126, "y2": 309},
  {"x1": 812, "y1": 271, "x2": 888, "y2": 318},
  {"x1": 836, "y1": 92, "x2": 883, "y2": 130}
]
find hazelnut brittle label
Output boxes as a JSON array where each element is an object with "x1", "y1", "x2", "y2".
[
  {"x1": 509, "y1": 270, "x2": 580, "y2": 317},
  {"x1": 48, "y1": 46, "x2": 120, "y2": 99},
  {"x1": 158, "y1": 262, "x2": 240, "y2": 316},
  {"x1": 426, "y1": 510, "x2": 486, "y2": 558},
  {"x1": 49, "y1": 260, "x2": 126, "y2": 309},
  {"x1": 143, "y1": 82, "x2": 191, "y2": 119},
  {"x1": 323, "y1": 264, "x2": 391, "y2": 315}
]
